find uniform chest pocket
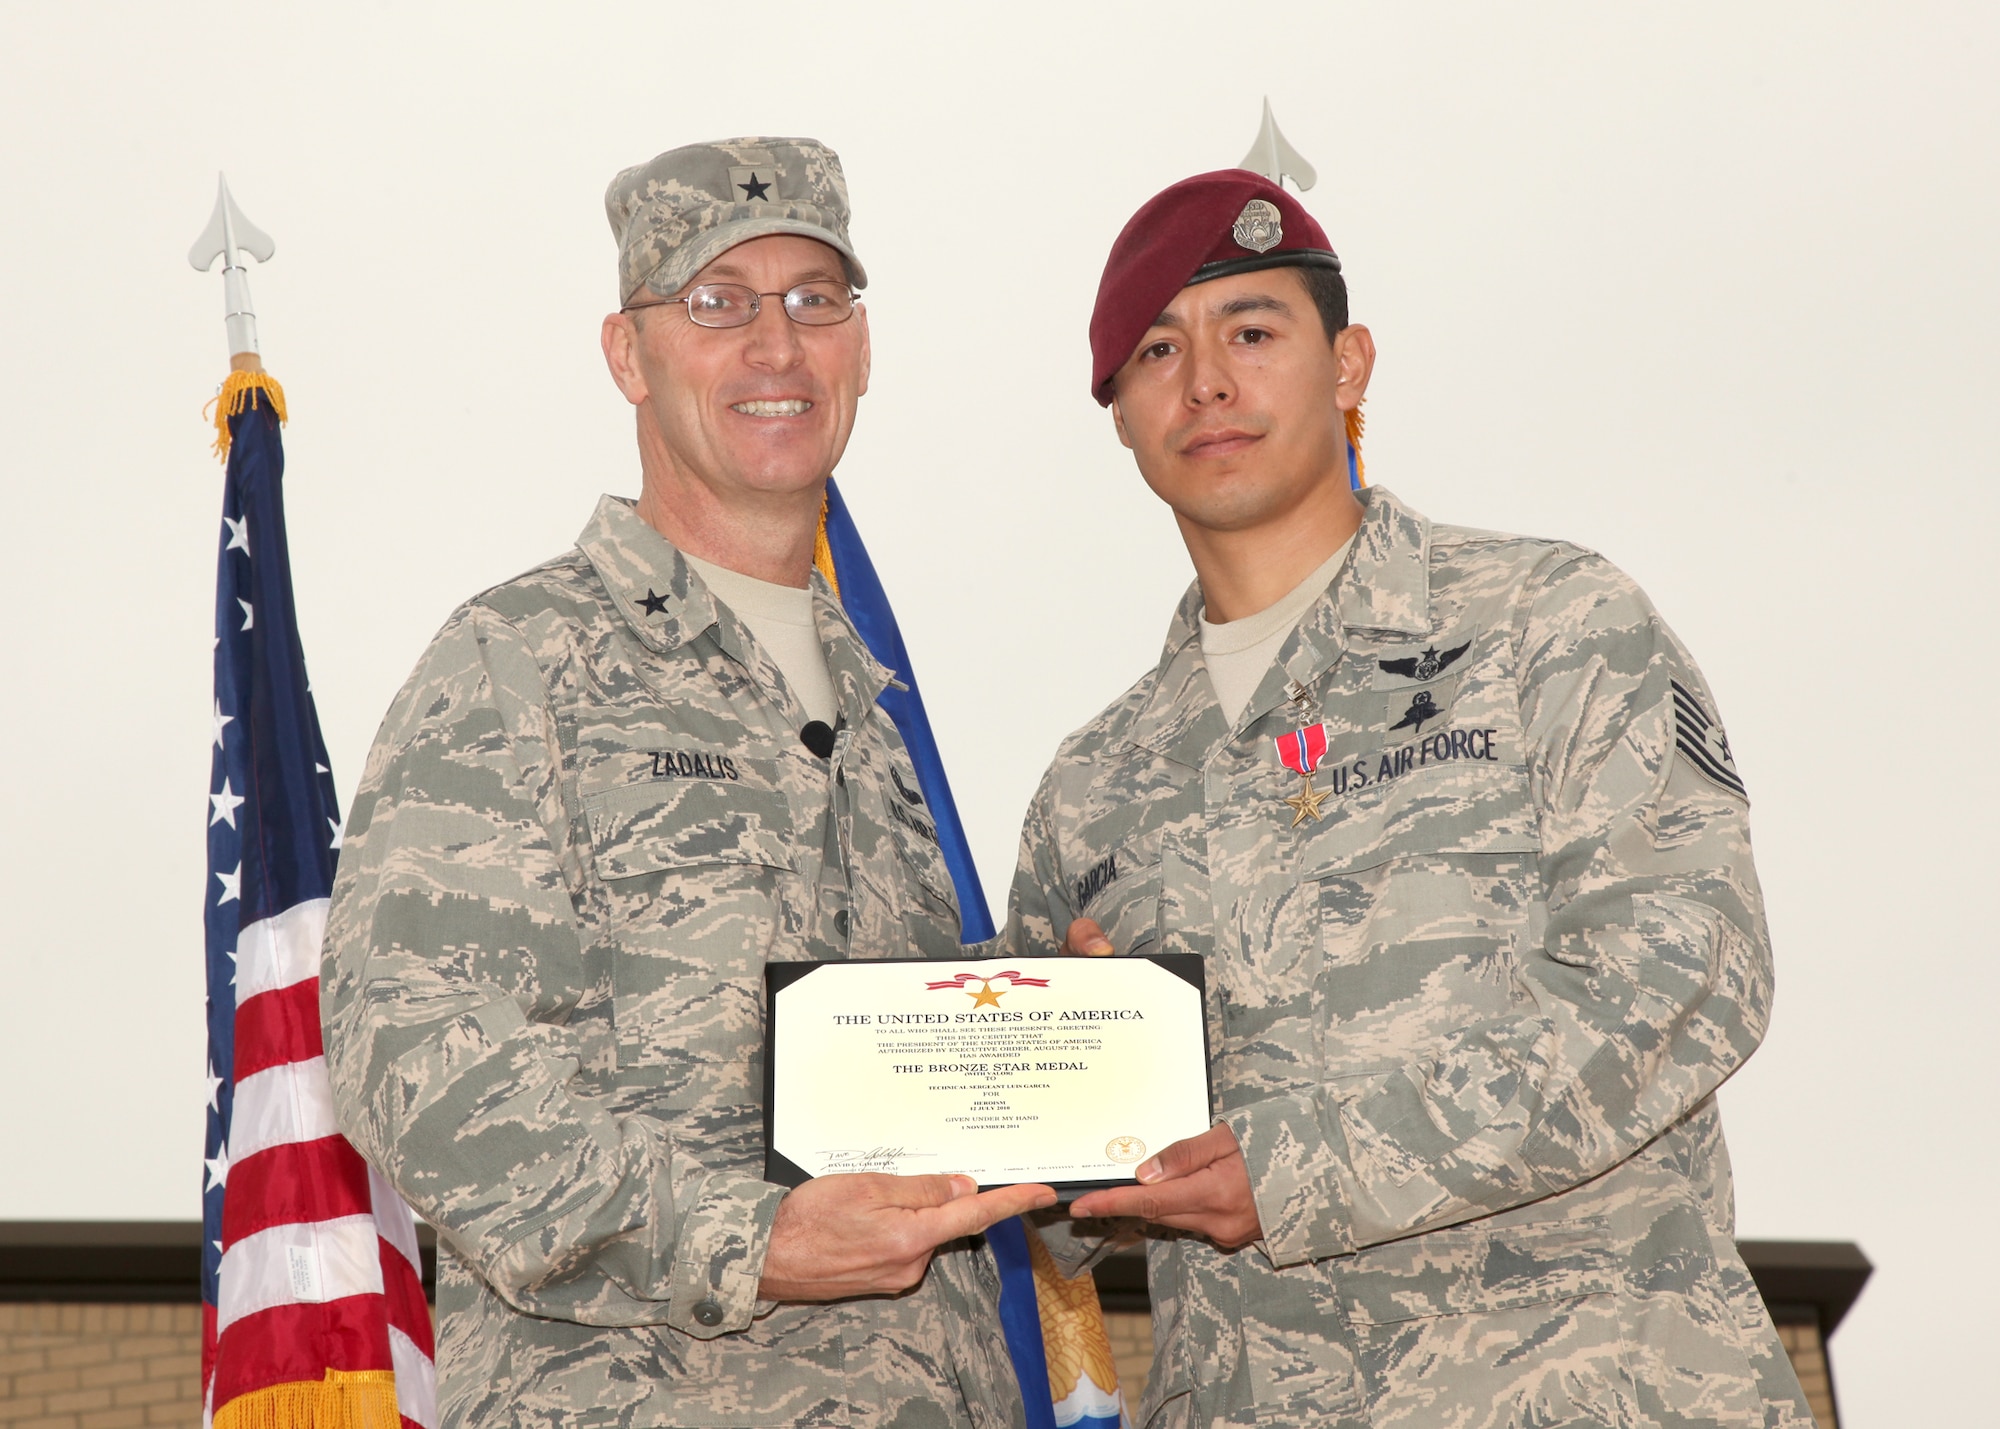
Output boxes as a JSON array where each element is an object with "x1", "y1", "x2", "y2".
[
  {"x1": 1305, "y1": 758, "x2": 1543, "y2": 1094},
  {"x1": 1301, "y1": 753, "x2": 1539, "y2": 876},
  {"x1": 586, "y1": 777, "x2": 796, "y2": 879},
  {"x1": 584, "y1": 778, "x2": 798, "y2": 1082},
  {"x1": 1077, "y1": 865, "x2": 1159, "y2": 958},
  {"x1": 880, "y1": 793, "x2": 957, "y2": 911},
  {"x1": 842, "y1": 786, "x2": 966, "y2": 962}
]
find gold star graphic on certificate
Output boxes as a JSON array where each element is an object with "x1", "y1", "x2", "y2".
[
  {"x1": 968, "y1": 980, "x2": 1006, "y2": 1008},
  {"x1": 1284, "y1": 776, "x2": 1327, "y2": 827}
]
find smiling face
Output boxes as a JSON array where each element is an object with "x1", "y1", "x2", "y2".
[
  {"x1": 1109, "y1": 266, "x2": 1372, "y2": 548},
  {"x1": 603, "y1": 233, "x2": 870, "y2": 529}
]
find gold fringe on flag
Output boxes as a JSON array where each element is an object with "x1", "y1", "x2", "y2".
[
  {"x1": 1346, "y1": 400, "x2": 1366, "y2": 486},
  {"x1": 206, "y1": 368, "x2": 288, "y2": 463},
  {"x1": 212, "y1": 1369, "x2": 400, "y2": 1429},
  {"x1": 812, "y1": 492, "x2": 841, "y2": 599},
  {"x1": 1026, "y1": 1223, "x2": 1121, "y2": 1405}
]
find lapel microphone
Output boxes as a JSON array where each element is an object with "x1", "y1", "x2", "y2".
[{"x1": 800, "y1": 721, "x2": 836, "y2": 759}]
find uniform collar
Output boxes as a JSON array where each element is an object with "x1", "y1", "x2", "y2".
[
  {"x1": 577, "y1": 494, "x2": 897, "y2": 725},
  {"x1": 1125, "y1": 598, "x2": 1230, "y2": 772},
  {"x1": 810, "y1": 570, "x2": 902, "y2": 732},
  {"x1": 1126, "y1": 485, "x2": 1432, "y2": 766},
  {"x1": 577, "y1": 494, "x2": 719, "y2": 654},
  {"x1": 1335, "y1": 485, "x2": 1431, "y2": 638}
]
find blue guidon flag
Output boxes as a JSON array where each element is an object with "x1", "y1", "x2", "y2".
[
  {"x1": 815, "y1": 480, "x2": 1125, "y2": 1429},
  {"x1": 201, "y1": 373, "x2": 436, "y2": 1429}
]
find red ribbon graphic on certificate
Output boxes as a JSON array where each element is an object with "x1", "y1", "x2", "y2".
[{"x1": 926, "y1": 969, "x2": 1052, "y2": 1007}]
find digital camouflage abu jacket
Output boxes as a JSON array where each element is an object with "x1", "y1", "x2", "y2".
[
  {"x1": 323, "y1": 495, "x2": 1024, "y2": 1429},
  {"x1": 1011, "y1": 487, "x2": 1813, "y2": 1429}
]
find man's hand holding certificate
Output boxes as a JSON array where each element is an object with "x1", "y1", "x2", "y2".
[
  {"x1": 757, "y1": 1171, "x2": 1056, "y2": 1302},
  {"x1": 765, "y1": 955, "x2": 1212, "y2": 1193},
  {"x1": 1062, "y1": 918, "x2": 1264, "y2": 1248}
]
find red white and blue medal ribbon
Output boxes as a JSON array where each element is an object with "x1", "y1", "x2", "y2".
[
  {"x1": 1276, "y1": 723, "x2": 1331, "y2": 826},
  {"x1": 1277, "y1": 723, "x2": 1329, "y2": 776}
]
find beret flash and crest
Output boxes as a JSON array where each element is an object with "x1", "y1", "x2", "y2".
[
  {"x1": 1233, "y1": 199, "x2": 1283, "y2": 253},
  {"x1": 1087, "y1": 100, "x2": 1344, "y2": 404}
]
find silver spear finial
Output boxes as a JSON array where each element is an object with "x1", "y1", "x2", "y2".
[
  {"x1": 188, "y1": 175, "x2": 275, "y2": 366},
  {"x1": 1240, "y1": 98, "x2": 1316, "y2": 192}
]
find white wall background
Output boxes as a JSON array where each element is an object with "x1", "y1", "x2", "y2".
[{"x1": 1, "y1": 3, "x2": 1992, "y2": 1421}]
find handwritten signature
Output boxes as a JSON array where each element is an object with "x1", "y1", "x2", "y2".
[{"x1": 819, "y1": 1147, "x2": 925, "y2": 1174}]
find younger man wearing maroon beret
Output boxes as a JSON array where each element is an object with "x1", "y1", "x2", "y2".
[{"x1": 1009, "y1": 157, "x2": 1813, "y2": 1427}]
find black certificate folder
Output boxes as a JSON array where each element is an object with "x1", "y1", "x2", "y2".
[{"x1": 763, "y1": 954, "x2": 1210, "y2": 1193}]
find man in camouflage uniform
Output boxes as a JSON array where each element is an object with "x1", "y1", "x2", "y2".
[
  {"x1": 322, "y1": 137, "x2": 1053, "y2": 1429},
  {"x1": 1012, "y1": 168, "x2": 1814, "y2": 1427}
]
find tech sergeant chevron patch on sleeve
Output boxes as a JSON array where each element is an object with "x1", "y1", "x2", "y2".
[{"x1": 1671, "y1": 677, "x2": 1747, "y2": 800}]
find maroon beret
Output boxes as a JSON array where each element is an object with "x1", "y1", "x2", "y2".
[{"x1": 1088, "y1": 169, "x2": 1342, "y2": 405}]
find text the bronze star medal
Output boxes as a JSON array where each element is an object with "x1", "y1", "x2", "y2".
[{"x1": 1284, "y1": 774, "x2": 1327, "y2": 827}]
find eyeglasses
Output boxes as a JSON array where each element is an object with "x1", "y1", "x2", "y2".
[{"x1": 621, "y1": 281, "x2": 859, "y2": 329}]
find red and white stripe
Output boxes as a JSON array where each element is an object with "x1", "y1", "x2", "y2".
[
  {"x1": 206, "y1": 899, "x2": 436, "y2": 1429},
  {"x1": 1276, "y1": 722, "x2": 1330, "y2": 776}
]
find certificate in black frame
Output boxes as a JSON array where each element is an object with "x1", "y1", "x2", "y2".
[{"x1": 762, "y1": 953, "x2": 1210, "y2": 1195}]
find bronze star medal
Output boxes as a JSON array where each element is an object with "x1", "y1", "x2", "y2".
[
  {"x1": 1280, "y1": 780, "x2": 1328, "y2": 824},
  {"x1": 1274, "y1": 722, "x2": 1331, "y2": 826},
  {"x1": 1283, "y1": 776, "x2": 1327, "y2": 827}
]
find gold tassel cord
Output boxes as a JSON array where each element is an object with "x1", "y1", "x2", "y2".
[
  {"x1": 812, "y1": 493, "x2": 841, "y2": 600},
  {"x1": 1026, "y1": 1222, "x2": 1121, "y2": 1403},
  {"x1": 207, "y1": 369, "x2": 289, "y2": 462},
  {"x1": 211, "y1": 1369, "x2": 401, "y2": 1429},
  {"x1": 1346, "y1": 400, "x2": 1366, "y2": 486}
]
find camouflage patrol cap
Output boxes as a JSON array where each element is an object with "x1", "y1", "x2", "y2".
[{"x1": 606, "y1": 137, "x2": 868, "y2": 305}]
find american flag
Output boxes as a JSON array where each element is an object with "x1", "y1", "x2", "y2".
[{"x1": 201, "y1": 377, "x2": 436, "y2": 1429}]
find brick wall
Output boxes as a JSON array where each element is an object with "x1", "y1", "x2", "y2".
[
  {"x1": 1777, "y1": 1320, "x2": 1839, "y2": 1429},
  {"x1": 0, "y1": 1304, "x2": 203, "y2": 1429},
  {"x1": 1102, "y1": 1310, "x2": 1152, "y2": 1407}
]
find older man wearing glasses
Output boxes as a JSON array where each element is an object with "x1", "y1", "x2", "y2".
[{"x1": 322, "y1": 137, "x2": 1052, "y2": 1429}]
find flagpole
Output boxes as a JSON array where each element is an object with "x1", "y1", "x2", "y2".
[
  {"x1": 191, "y1": 178, "x2": 436, "y2": 1429},
  {"x1": 189, "y1": 174, "x2": 287, "y2": 458}
]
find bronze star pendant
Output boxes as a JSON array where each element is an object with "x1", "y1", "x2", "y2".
[{"x1": 1283, "y1": 775, "x2": 1327, "y2": 827}]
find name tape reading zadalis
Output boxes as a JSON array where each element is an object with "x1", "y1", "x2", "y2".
[{"x1": 764, "y1": 955, "x2": 1211, "y2": 1192}]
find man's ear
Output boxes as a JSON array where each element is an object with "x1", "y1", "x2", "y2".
[
  {"x1": 602, "y1": 312, "x2": 649, "y2": 407},
  {"x1": 1332, "y1": 324, "x2": 1376, "y2": 413},
  {"x1": 854, "y1": 302, "x2": 871, "y2": 399},
  {"x1": 1109, "y1": 393, "x2": 1135, "y2": 451}
]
